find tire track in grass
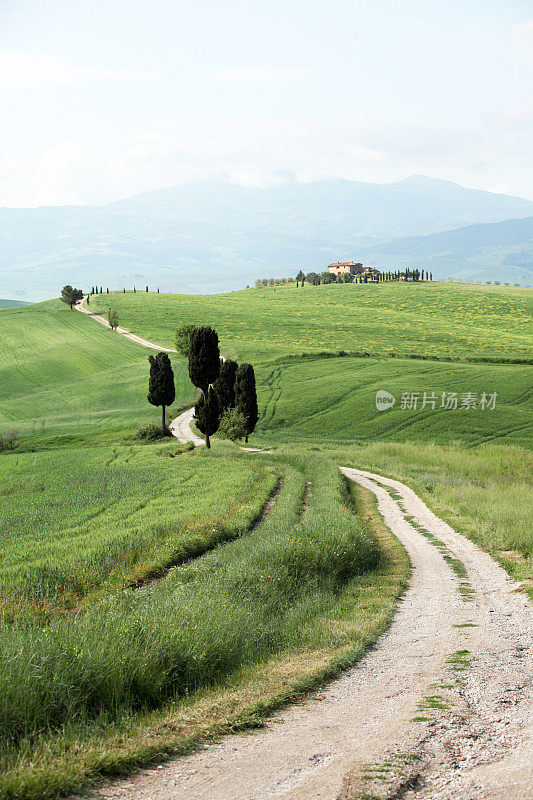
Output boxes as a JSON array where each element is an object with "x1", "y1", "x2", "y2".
[{"x1": 132, "y1": 477, "x2": 283, "y2": 589}]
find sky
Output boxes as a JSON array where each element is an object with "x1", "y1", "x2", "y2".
[{"x1": 1, "y1": 0, "x2": 532, "y2": 207}]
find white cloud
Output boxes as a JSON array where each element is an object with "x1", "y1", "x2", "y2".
[
  {"x1": 0, "y1": 52, "x2": 163, "y2": 92},
  {"x1": 124, "y1": 131, "x2": 193, "y2": 160},
  {"x1": 1, "y1": 113, "x2": 532, "y2": 207},
  {"x1": 490, "y1": 181, "x2": 511, "y2": 195},
  {"x1": 0, "y1": 142, "x2": 104, "y2": 206},
  {"x1": 510, "y1": 19, "x2": 533, "y2": 63},
  {"x1": 209, "y1": 65, "x2": 312, "y2": 84}
]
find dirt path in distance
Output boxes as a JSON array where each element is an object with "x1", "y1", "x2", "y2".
[{"x1": 75, "y1": 297, "x2": 175, "y2": 351}]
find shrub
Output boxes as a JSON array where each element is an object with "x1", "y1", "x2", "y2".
[
  {"x1": 107, "y1": 308, "x2": 119, "y2": 330},
  {"x1": 0, "y1": 429, "x2": 19, "y2": 452},
  {"x1": 135, "y1": 423, "x2": 172, "y2": 441},
  {"x1": 175, "y1": 324, "x2": 198, "y2": 358},
  {"x1": 217, "y1": 407, "x2": 247, "y2": 441}
]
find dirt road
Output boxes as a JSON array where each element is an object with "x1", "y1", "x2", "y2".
[
  {"x1": 169, "y1": 407, "x2": 204, "y2": 446},
  {"x1": 96, "y1": 465, "x2": 532, "y2": 800},
  {"x1": 75, "y1": 297, "x2": 175, "y2": 351}
]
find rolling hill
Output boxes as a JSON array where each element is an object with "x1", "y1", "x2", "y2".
[
  {"x1": 0, "y1": 279, "x2": 530, "y2": 796},
  {"x1": 86, "y1": 281, "x2": 533, "y2": 364},
  {"x1": 1, "y1": 176, "x2": 532, "y2": 301},
  {"x1": 0, "y1": 302, "x2": 195, "y2": 444}
]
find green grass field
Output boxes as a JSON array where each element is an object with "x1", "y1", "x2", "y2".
[
  {"x1": 0, "y1": 448, "x2": 408, "y2": 798},
  {"x1": 89, "y1": 282, "x2": 533, "y2": 362},
  {"x1": 0, "y1": 303, "x2": 196, "y2": 445},
  {"x1": 0, "y1": 281, "x2": 531, "y2": 798},
  {"x1": 0, "y1": 443, "x2": 275, "y2": 618},
  {"x1": 254, "y1": 355, "x2": 532, "y2": 447},
  {"x1": 85, "y1": 283, "x2": 532, "y2": 447}
]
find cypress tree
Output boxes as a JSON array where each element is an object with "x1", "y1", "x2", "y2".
[
  {"x1": 147, "y1": 352, "x2": 175, "y2": 434},
  {"x1": 194, "y1": 387, "x2": 219, "y2": 449},
  {"x1": 213, "y1": 359, "x2": 238, "y2": 412},
  {"x1": 188, "y1": 326, "x2": 220, "y2": 395},
  {"x1": 235, "y1": 363, "x2": 258, "y2": 444}
]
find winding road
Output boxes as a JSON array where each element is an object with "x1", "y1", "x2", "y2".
[{"x1": 75, "y1": 297, "x2": 532, "y2": 799}]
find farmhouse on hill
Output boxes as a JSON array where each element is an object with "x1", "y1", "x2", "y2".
[{"x1": 327, "y1": 261, "x2": 381, "y2": 278}]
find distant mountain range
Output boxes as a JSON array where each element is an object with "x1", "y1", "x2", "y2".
[
  {"x1": 1, "y1": 175, "x2": 532, "y2": 301},
  {"x1": 0, "y1": 298, "x2": 29, "y2": 309},
  {"x1": 359, "y1": 216, "x2": 533, "y2": 284}
]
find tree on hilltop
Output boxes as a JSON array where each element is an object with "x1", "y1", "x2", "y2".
[
  {"x1": 194, "y1": 387, "x2": 219, "y2": 449},
  {"x1": 188, "y1": 326, "x2": 220, "y2": 395},
  {"x1": 213, "y1": 359, "x2": 238, "y2": 413},
  {"x1": 235, "y1": 363, "x2": 258, "y2": 444},
  {"x1": 147, "y1": 352, "x2": 175, "y2": 434},
  {"x1": 60, "y1": 285, "x2": 84, "y2": 310}
]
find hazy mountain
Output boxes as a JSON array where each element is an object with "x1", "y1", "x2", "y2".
[
  {"x1": 359, "y1": 216, "x2": 533, "y2": 284},
  {"x1": 1, "y1": 176, "x2": 532, "y2": 300},
  {"x1": 0, "y1": 298, "x2": 29, "y2": 309}
]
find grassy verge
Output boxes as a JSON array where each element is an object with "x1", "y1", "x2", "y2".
[{"x1": 0, "y1": 450, "x2": 408, "y2": 799}]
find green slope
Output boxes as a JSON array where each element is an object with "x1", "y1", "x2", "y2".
[
  {"x1": 88, "y1": 282, "x2": 533, "y2": 363},
  {"x1": 0, "y1": 303, "x2": 195, "y2": 444},
  {"x1": 255, "y1": 355, "x2": 532, "y2": 448},
  {"x1": 0, "y1": 443, "x2": 273, "y2": 615}
]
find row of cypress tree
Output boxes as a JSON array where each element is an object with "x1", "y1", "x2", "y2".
[
  {"x1": 189, "y1": 327, "x2": 258, "y2": 448},
  {"x1": 147, "y1": 326, "x2": 258, "y2": 448}
]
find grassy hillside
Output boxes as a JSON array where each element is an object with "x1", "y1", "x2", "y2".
[
  {"x1": 0, "y1": 443, "x2": 274, "y2": 619},
  {"x1": 0, "y1": 303, "x2": 196, "y2": 445},
  {"x1": 0, "y1": 448, "x2": 407, "y2": 799},
  {"x1": 0, "y1": 280, "x2": 530, "y2": 797},
  {"x1": 87, "y1": 282, "x2": 532, "y2": 447},
  {"x1": 88, "y1": 282, "x2": 533, "y2": 363},
  {"x1": 255, "y1": 355, "x2": 532, "y2": 447}
]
